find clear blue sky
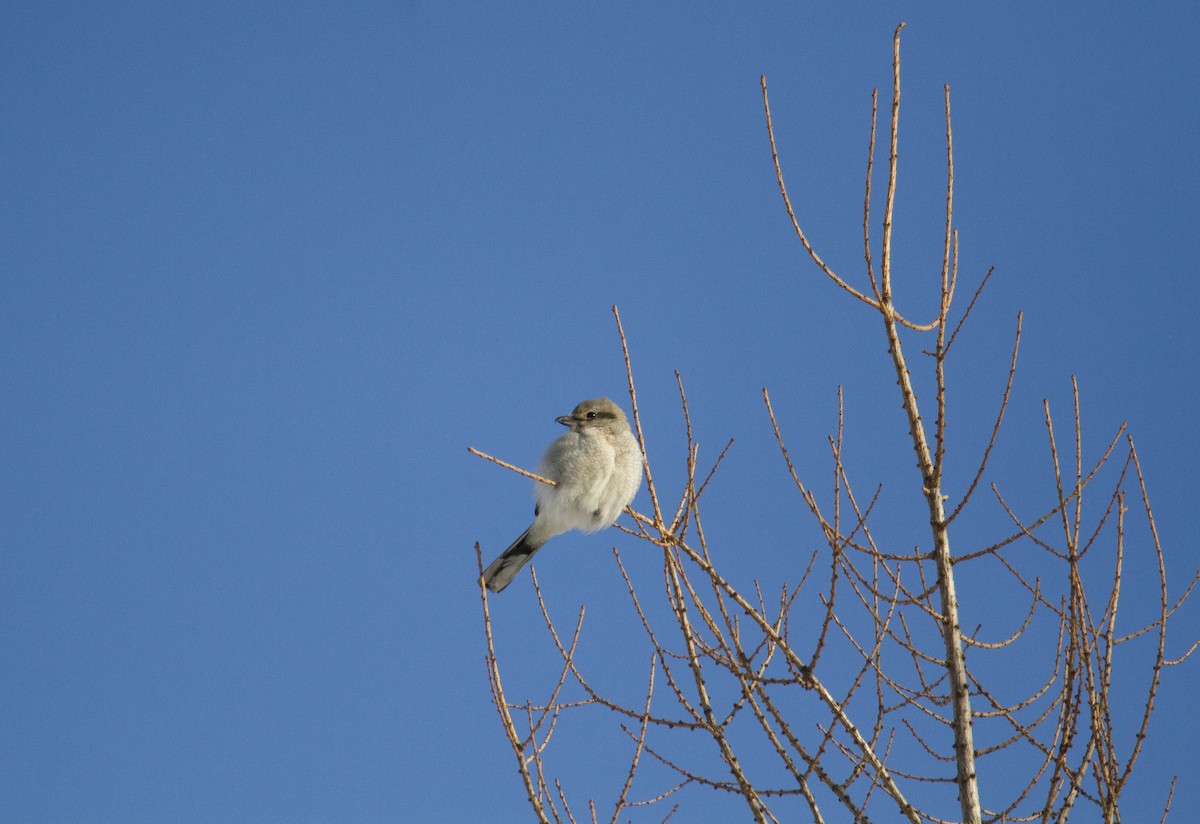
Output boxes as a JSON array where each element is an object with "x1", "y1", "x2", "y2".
[{"x1": 3, "y1": 3, "x2": 1197, "y2": 821}]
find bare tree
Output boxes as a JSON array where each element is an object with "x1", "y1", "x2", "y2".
[{"x1": 470, "y1": 24, "x2": 1197, "y2": 824}]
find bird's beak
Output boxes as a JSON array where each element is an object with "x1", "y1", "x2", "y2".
[{"x1": 556, "y1": 415, "x2": 574, "y2": 427}]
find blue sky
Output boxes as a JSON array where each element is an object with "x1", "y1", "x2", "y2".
[{"x1": 3, "y1": 3, "x2": 1198, "y2": 821}]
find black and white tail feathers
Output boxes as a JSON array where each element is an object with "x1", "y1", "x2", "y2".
[{"x1": 482, "y1": 528, "x2": 545, "y2": 593}]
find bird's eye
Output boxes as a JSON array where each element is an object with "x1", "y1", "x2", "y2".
[{"x1": 586, "y1": 411, "x2": 597, "y2": 419}]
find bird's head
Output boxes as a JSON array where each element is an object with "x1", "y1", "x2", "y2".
[{"x1": 556, "y1": 397, "x2": 629, "y2": 433}]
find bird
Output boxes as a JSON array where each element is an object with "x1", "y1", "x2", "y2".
[{"x1": 482, "y1": 397, "x2": 643, "y2": 593}]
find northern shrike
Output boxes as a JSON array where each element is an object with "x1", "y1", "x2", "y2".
[{"x1": 482, "y1": 397, "x2": 643, "y2": 593}]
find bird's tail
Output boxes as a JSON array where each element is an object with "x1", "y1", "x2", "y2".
[{"x1": 482, "y1": 528, "x2": 545, "y2": 593}]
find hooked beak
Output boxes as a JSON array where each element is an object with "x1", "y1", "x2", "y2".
[{"x1": 556, "y1": 414, "x2": 575, "y2": 427}]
